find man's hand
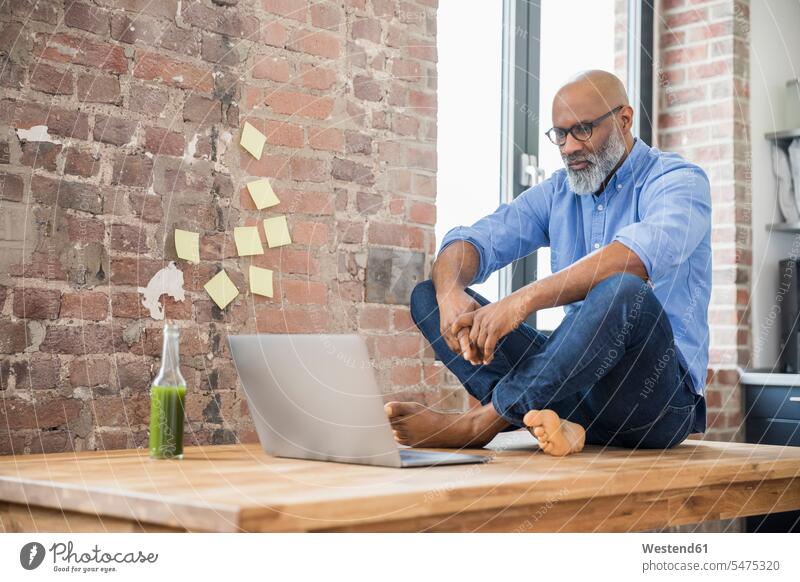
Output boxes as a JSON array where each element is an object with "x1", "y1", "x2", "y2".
[
  {"x1": 451, "y1": 289, "x2": 531, "y2": 365},
  {"x1": 437, "y1": 291, "x2": 484, "y2": 364}
]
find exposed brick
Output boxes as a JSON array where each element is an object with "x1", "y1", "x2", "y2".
[
  {"x1": 63, "y1": 214, "x2": 106, "y2": 244},
  {"x1": 309, "y1": 127, "x2": 344, "y2": 152},
  {"x1": 202, "y1": 33, "x2": 240, "y2": 66},
  {"x1": 116, "y1": 359, "x2": 151, "y2": 391},
  {"x1": 287, "y1": 28, "x2": 341, "y2": 58},
  {"x1": 133, "y1": 51, "x2": 214, "y2": 92},
  {"x1": 252, "y1": 55, "x2": 291, "y2": 82},
  {"x1": 261, "y1": 20, "x2": 289, "y2": 47},
  {"x1": 129, "y1": 192, "x2": 164, "y2": 223},
  {"x1": 160, "y1": 25, "x2": 201, "y2": 57},
  {"x1": 352, "y1": 18, "x2": 382, "y2": 43},
  {"x1": 357, "y1": 191, "x2": 383, "y2": 215},
  {"x1": 0, "y1": 319, "x2": 30, "y2": 354},
  {"x1": 94, "y1": 115, "x2": 137, "y2": 146},
  {"x1": 12, "y1": 356, "x2": 62, "y2": 391},
  {"x1": 109, "y1": 257, "x2": 163, "y2": 286},
  {"x1": 280, "y1": 279, "x2": 328, "y2": 304},
  {"x1": 60, "y1": 292, "x2": 109, "y2": 321},
  {"x1": 255, "y1": 306, "x2": 329, "y2": 333},
  {"x1": 0, "y1": 171, "x2": 24, "y2": 202},
  {"x1": 31, "y1": 175, "x2": 104, "y2": 214},
  {"x1": 264, "y1": 91, "x2": 334, "y2": 119},
  {"x1": 0, "y1": 99, "x2": 91, "y2": 140},
  {"x1": 353, "y1": 75, "x2": 382, "y2": 101},
  {"x1": 374, "y1": 334, "x2": 422, "y2": 359},
  {"x1": 39, "y1": 325, "x2": 121, "y2": 354},
  {"x1": 332, "y1": 157, "x2": 374, "y2": 185},
  {"x1": 181, "y1": 2, "x2": 259, "y2": 37},
  {"x1": 129, "y1": 83, "x2": 170, "y2": 116},
  {"x1": 76, "y1": 74, "x2": 121, "y2": 104},
  {"x1": 8, "y1": 0, "x2": 60, "y2": 25},
  {"x1": 110, "y1": 223, "x2": 147, "y2": 253},
  {"x1": 290, "y1": 156, "x2": 329, "y2": 182},
  {"x1": 392, "y1": 364, "x2": 421, "y2": 386},
  {"x1": 144, "y1": 127, "x2": 185, "y2": 157},
  {"x1": 69, "y1": 357, "x2": 113, "y2": 388},
  {"x1": 96, "y1": 0, "x2": 178, "y2": 20},
  {"x1": 20, "y1": 141, "x2": 61, "y2": 171},
  {"x1": 409, "y1": 200, "x2": 436, "y2": 225},
  {"x1": 295, "y1": 63, "x2": 337, "y2": 90},
  {"x1": 110, "y1": 12, "x2": 163, "y2": 45},
  {"x1": 311, "y1": 3, "x2": 342, "y2": 30},
  {"x1": 261, "y1": 0, "x2": 307, "y2": 22},
  {"x1": 358, "y1": 305, "x2": 391, "y2": 330},
  {"x1": 13, "y1": 288, "x2": 61, "y2": 320},
  {"x1": 339, "y1": 220, "x2": 364, "y2": 243},
  {"x1": 64, "y1": 2, "x2": 110, "y2": 36},
  {"x1": 0, "y1": 0, "x2": 447, "y2": 453},
  {"x1": 261, "y1": 119, "x2": 304, "y2": 147},
  {"x1": 346, "y1": 131, "x2": 372, "y2": 155},
  {"x1": 183, "y1": 94, "x2": 222, "y2": 123},
  {"x1": 63, "y1": 147, "x2": 100, "y2": 177},
  {"x1": 34, "y1": 33, "x2": 128, "y2": 74},
  {"x1": 1, "y1": 396, "x2": 83, "y2": 430},
  {"x1": 30, "y1": 64, "x2": 74, "y2": 95},
  {"x1": 367, "y1": 222, "x2": 424, "y2": 249},
  {"x1": 111, "y1": 154, "x2": 153, "y2": 188}
]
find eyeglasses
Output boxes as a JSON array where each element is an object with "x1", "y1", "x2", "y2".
[{"x1": 544, "y1": 105, "x2": 624, "y2": 146}]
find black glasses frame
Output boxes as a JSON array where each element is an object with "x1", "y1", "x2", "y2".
[{"x1": 544, "y1": 105, "x2": 624, "y2": 146}]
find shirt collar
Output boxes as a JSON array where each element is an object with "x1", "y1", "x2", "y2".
[{"x1": 606, "y1": 137, "x2": 647, "y2": 192}]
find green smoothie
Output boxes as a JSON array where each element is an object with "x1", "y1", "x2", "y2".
[{"x1": 148, "y1": 385, "x2": 186, "y2": 459}]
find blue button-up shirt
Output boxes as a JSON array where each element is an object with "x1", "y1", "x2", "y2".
[{"x1": 439, "y1": 138, "x2": 712, "y2": 402}]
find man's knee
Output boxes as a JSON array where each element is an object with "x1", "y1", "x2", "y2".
[
  {"x1": 599, "y1": 272, "x2": 648, "y2": 295},
  {"x1": 409, "y1": 279, "x2": 437, "y2": 325},
  {"x1": 583, "y1": 272, "x2": 656, "y2": 325},
  {"x1": 591, "y1": 272, "x2": 651, "y2": 307}
]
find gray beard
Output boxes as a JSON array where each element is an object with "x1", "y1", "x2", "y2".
[{"x1": 562, "y1": 131, "x2": 627, "y2": 195}]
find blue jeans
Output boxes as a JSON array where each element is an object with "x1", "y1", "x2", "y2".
[{"x1": 409, "y1": 273, "x2": 706, "y2": 449}]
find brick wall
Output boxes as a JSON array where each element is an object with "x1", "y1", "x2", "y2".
[
  {"x1": 0, "y1": 0, "x2": 451, "y2": 456},
  {"x1": 655, "y1": 0, "x2": 751, "y2": 442}
]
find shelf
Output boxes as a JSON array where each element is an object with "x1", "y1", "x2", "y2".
[
  {"x1": 766, "y1": 222, "x2": 800, "y2": 233},
  {"x1": 765, "y1": 128, "x2": 800, "y2": 142}
]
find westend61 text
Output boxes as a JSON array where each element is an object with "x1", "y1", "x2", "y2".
[{"x1": 642, "y1": 543, "x2": 708, "y2": 554}]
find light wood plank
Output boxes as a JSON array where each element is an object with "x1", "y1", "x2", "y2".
[{"x1": 0, "y1": 432, "x2": 798, "y2": 532}]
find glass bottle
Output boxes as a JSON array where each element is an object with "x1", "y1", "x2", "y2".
[{"x1": 148, "y1": 322, "x2": 187, "y2": 459}]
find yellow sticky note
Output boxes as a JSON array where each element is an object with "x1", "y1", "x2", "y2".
[
  {"x1": 249, "y1": 265, "x2": 274, "y2": 298},
  {"x1": 240, "y1": 122, "x2": 266, "y2": 160},
  {"x1": 263, "y1": 216, "x2": 292, "y2": 248},
  {"x1": 233, "y1": 226, "x2": 264, "y2": 256},
  {"x1": 174, "y1": 229, "x2": 200, "y2": 264},
  {"x1": 204, "y1": 270, "x2": 239, "y2": 310},
  {"x1": 246, "y1": 179, "x2": 280, "y2": 210}
]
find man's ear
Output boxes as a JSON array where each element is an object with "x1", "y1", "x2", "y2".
[{"x1": 619, "y1": 105, "x2": 634, "y2": 132}]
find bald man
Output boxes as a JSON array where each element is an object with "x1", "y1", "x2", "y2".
[{"x1": 385, "y1": 70, "x2": 711, "y2": 457}]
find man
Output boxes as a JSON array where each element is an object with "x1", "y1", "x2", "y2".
[{"x1": 385, "y1": 70, "x2": 711, "y2": 457}]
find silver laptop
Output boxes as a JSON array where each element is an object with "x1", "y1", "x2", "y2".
[{"x1": 227, "y1": 334, "x2": 490, "y2": 468}]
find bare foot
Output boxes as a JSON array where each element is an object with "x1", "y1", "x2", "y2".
[
  {"x1": 523, "y1": 409, "x2": 585, "y2": 457},
  {"x1": 384, "y1": 402, "x2": 508, "y2": 448}
]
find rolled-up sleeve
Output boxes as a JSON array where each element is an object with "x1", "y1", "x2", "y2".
[
  {"x1": 613, "y1": 164, "x2": 711, "y2": 282},
  {"x1": 438, "y1": 182, "x2": 552, "y2": 285}
]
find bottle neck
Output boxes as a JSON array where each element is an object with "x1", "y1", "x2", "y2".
[{"x1": 154, "y1": 326, "x2": 186, "y2": 387}]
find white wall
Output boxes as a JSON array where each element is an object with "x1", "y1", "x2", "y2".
[{"x1": 750, "y1": 0, "x2": 800, "y2": 368}]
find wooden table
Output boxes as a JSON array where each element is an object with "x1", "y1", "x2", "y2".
[{"x1": 1, "y1": 432, "x2": 799, "y2": 532}]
